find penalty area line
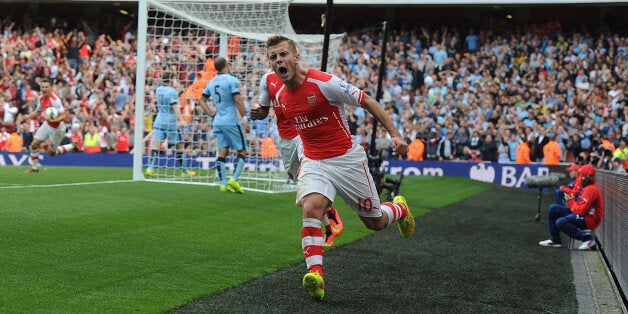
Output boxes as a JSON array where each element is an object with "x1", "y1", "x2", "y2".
[{"x1": 0, "y1": 180, "x2": 134, "y2": 189}]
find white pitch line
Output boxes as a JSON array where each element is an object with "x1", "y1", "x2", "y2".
[{"x1": 0, "y1": 180, "x2": 134, "y2": 189}]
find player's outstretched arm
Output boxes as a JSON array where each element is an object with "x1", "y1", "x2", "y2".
[{"x1": 361, "y1": 94, "x2": 408, "y2": 155}]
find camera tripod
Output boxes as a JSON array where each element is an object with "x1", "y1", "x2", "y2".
[
  {"x1": 523, "y1": 186, "x2": 547, "y2": 224},
  {"x1": 523, "y1": 174, "x2": 562, "y2": 225}
]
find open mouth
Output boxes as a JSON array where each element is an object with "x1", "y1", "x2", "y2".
[{"x1": 278, "y1": 66, "x2": 288, "y2": 76}]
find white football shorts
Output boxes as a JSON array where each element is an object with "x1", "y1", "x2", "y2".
[
  {"x1": 34, "y1": 121, "x2": 65, "y2": 148},
  {"x1": 278, "y1": 135, "x2": 303, "y2": 181},
  {"x1": 296, "y1": 141, "x2": 382, "y2": 218}
]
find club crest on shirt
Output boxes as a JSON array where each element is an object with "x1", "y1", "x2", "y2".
[{"x1": 307, "y1": 94, "x2": 316, "y2": 106}]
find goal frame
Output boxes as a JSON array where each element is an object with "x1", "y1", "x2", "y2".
[{"x1": 133, "y1": 0, "x2": 343, "y2": 193}]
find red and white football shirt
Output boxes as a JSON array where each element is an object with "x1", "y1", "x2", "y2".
[
  {"x1": 276, "y1": 68, "x2": 364, "y2": 160},
  {"x1": 259, "y1": 71, "x2": 299, "y2": 140},
  {"x1": 36, "y1": 92, "x2": 64, "y2": 129}
]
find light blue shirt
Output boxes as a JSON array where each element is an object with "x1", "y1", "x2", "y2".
[
  {"x1": 433, "y1": 49, "x2": 448, "y2": 66},
  {"x1": 153, "y1": 85, "x2": 179, "y2": 130},
  {"x1": 203, "y1": 73, "x2": 242, "y2": 126},
  {"x1": 465, "y1": 34, "x2": 479, "y2": 51}
]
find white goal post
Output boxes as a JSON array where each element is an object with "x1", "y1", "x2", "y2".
[{"x1": 133, "y1": 0, "x2": 344, "y2": 193}]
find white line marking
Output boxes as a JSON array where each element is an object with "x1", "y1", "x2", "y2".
[{"x1": 0, "y1": 180, "x2": 134, "y2": 189}]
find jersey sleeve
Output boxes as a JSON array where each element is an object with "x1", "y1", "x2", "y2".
[
  {"x1": 202, "y1": 82, "x2": 211, "y2": 99},
  {"x1": 320, "y1": 74, "x2": 365, "y2": 108},
  {"x1": 259, "y1": 73, "x2": 271, "y2": 107},
  {"x1": 52, "y1": 97, "x2": 65, "y2": 113},
  {"x1": 230, "y1": 76, "x2": 241, "y2": 96},
  {"x1": 169, "y1": 88, "x2": 179, "y2": 105}
]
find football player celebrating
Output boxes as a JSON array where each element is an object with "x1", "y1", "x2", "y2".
[
  {"x1": 21, "y1": 78, "x2": 78, "y2": 173},
  {"x1": 261, "y1": 35, "x2": 415, "y2": 301},
  {"x1": 251, "y1": 71, "x2": 344, "y2": 247}
]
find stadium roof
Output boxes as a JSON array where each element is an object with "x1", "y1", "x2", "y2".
[{"x1": 292, "y1": 0, "x2": 625, "y2": 3}]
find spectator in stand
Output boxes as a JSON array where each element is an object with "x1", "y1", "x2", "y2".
[
  {"x1": 543, "y1": 133, "x2": 562, "y2": 165},
  {"x1": 6, "y1": 129, "x2": 23, "y2": 153},
  {"x1": 515, "y1": 135, "x2": 532, "y2": 164},
  {"x1": 467, "y1": 130, "x2": 483, "y2": 152},
  {"x1": 596, "y1": 148, "x2": 615, "y2": 171},
  {"x1": 464, "y1": 147, "x2": 482, "y2": 163},
  {"x1": 19, "y1": 123, "x2": 33, "y2": 151},
  {"x1": 436, "y1": 131, "x2": 455, "y2": 161},
  {"x1": 116, "y1": 126, "x2": 130, "y2": 153},
  {"x1": 375, "y1": 131, "x2": 392, "y2": 160},
  {"x1": 105, "y1": 124, "x2": 118, "y2": 152},
  {"x1": 98, "y1": 124, "x2": 109, "y2": 153},
  {"x1": 259, "y1": 133, "x2": 278, "y2": 158},
  {"x1": 2, "y1": 96, "x2": 19, "y2": 132},
  {"x1": 424, "y1": 128, "x2": 440, "y2": 160},
  {"x1": 479, "y1": 133, "x2": 497, "y2": 162},
  {"x1": 497, "y1": 138, "x2": 511, "y2": 163},
  {"x1": 507, "y1": 132, "x2": 521, "y2": 162},
  {"x1": 464, "y1": 29, "x2": 479, "y2": 53},
  {"x1": 83, "y1": 124, "x2": 101, "y2": 153},
  {"x1": 69, "y1": 124, "x2": 84, "y2": 152},
  {"x1": 452, "y1": 125, "x2": 469, "y2": 160},
  {"x1": 407, "y1": 135, "x2": 424, "y2": 161},
  {"x1": 65, "y1": 31, "x2": 81, "y2": 71},
  {"x1": 612, "y1": 137, "x2": 628, "y2": 172},
  {"x1": 0, "y1": 125, "x2": 9, "y2": 151}
]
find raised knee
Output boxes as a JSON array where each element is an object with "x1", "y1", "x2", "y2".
[{"x1": 548, "y1": 205, "x2": 561, "y2": 214}]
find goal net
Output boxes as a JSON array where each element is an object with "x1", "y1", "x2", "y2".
[{"x1": 134, "y1": 0, "x2": 344, "y2": 193}]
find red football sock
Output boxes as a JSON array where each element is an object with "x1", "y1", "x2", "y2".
[
  {"x1": 301, "y1": 218, "x2": 324, "y2": 277},
  {"x1": 381, "y1": 201, "x2": 408, "y2": 225}
]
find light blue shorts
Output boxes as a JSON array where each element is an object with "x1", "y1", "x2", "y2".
[
  {"x1": 153, "y1": 126, "x2": 182, "y2": 145},
  {"x1": 213, "y1": 124, "x2": 247, "y2": 151}
]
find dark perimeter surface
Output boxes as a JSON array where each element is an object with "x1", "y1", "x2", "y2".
[{"x1": 172, "y1": 185, "x2": 577, "y2": 313}]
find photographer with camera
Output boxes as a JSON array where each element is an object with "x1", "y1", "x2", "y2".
[
  {"x1": 596, "y1": 148, "x2": 614, "y2": 171},
  {"x1": 539, "y1": 164, "x2": 604, "y2": 250}
]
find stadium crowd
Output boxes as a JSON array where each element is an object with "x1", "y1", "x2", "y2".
[{"x1": 0, "y1": 13, "x2": 626, "y2": 172}]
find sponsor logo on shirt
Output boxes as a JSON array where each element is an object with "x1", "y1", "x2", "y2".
[{"x1": 294, "y1": 115, "x2": 329, "y2": 130}]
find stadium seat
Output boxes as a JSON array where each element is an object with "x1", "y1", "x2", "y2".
[{"x1": 568, "y1": 230, "x2": 595, "y2": 250}]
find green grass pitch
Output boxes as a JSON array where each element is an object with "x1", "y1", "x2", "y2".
[{"x1": 0, "y1": 166, "x2": 490, "y2": 312}]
